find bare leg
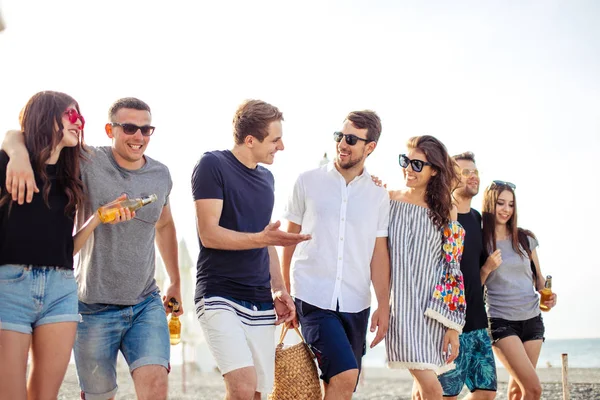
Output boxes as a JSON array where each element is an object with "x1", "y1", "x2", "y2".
[
  {"x1": 464, "y1": 390, "x2": 497, "y2": 400},
  {"x1": 493, "y1": 337, "x2": 542, "y2": 400},
  {"x1": 27, "y1": 322, "x2": 77, "y2": 400},
  {"x1": 505, "y1": 340, "x2": 543, "y2": 400},
  {"x1": 412, "y1": 379, "x2": 423, "y2": 400},
  {"x1": 223, "y1": 366, "x2": 258, "y2": 400},
  {"x1": 0, "y1": 330, "x2": 30, "y2": 400},
  {"x1": 132, "y1": 364, "x2": 169, "y2": 400},
  {"x1": 323, "y1": 369, "x2": 358, "y2": 400},
  {"x1": 410, "y1": 369, "x2": 443, "y2": 400}
]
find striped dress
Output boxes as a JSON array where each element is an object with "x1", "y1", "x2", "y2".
[{"x1": 386, "y1": 201, "x2": 455, "y2": 374}]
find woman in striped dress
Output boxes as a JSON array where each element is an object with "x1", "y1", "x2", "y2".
[{"x1": 386, "y1": 135, "x2": 464, "y2": 400}]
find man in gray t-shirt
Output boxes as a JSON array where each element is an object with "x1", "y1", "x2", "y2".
[{"x1": 3, "y1": 98, "x2": 181, "y2": 400}]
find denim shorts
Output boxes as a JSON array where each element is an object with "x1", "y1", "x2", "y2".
[
  {"x1": 0, "y1": 264, "x2": 79, "y2": 334},
  {"x1": 438, "y1": 328, "x2": 497, "y2": 396},
  {"x1": 489, "y1": 314, "x2": 545, "y2": 344},
  {"x1": 295, "y1": 298, "x2": 370, "y2": 384},
  {"x1": 74, "y1": 291, "x2": 170, "y2": 400}
]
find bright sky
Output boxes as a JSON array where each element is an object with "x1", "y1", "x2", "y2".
[{"x1": 1, "y1": 0, "x2": 598, "y2": 340}]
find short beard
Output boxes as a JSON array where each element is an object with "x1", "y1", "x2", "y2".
[
  {"x1": 455, "y1": 186, "x2": 478, "y2": 199},
  {"x1": 337, "y1": 156, "x2": 362, "y2": 170},
  {"x1": 337, "y1": 147, "x2": 366, "y2": 170}
]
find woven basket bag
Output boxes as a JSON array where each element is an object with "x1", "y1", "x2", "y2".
[{"x1": 268, "y1": 326, "x2": 322, "y2": 400}]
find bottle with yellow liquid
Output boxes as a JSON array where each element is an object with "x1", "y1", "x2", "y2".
[
  {"x1": 168, "y1": 298, "x2": 181, "y2": 345},
  {"x1": 97, "y1": 194, "x2": 157, "y2": 223},
  {"x1": 539, "y1": 275, "x2": 553, "y2": 312}
]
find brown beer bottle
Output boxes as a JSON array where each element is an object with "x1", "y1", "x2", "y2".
[
  {"x1": 97, "y1": 194, "x2": 157, "y2": 223},
  {"x1": 539, "y1": 275, "x2": 553, "y2": 312},
  {"x1": 168, "y1": 298, "x2": 182, "y2": 345}
]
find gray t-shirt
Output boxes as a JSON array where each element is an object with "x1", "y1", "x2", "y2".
[
  {"x1": 76, "y1": 146, "x2": 172, "y2": 305},
  {"x1": 486, "y1": 236, "x2": 540, "y2": 321}
]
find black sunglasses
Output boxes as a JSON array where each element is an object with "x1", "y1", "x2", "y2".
[
  {"x1": 399, "y1": 154, "x2": 432, "y2": 173},
  {"x1": 491, "y1": 180, "x2": 516, "y2": 190},
  {"x1": 112, "y1": 123, "x2": 155, "y2": 137},
  {"x1": 333, "y1": 131, "x2": 371, "y2": 146}
]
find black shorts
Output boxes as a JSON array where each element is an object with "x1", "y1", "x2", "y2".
[{"x1": 488, "y1": 314, "x2": 545, "y2": 344}]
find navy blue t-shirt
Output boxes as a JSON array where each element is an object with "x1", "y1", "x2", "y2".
[{"x1": 192, "y1": 150, "x2": 274, "y2": 303}]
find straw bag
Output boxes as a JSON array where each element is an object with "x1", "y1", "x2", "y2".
[{"x1": 268, "y1": 326, "x2": 322, "y2": 400}]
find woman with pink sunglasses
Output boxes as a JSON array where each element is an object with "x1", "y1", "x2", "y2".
[{"x1": 0, "y1": 91, "x2": 131, "y2": 399}]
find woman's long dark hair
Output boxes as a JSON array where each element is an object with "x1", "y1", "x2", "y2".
[
  {"x1": 407, "y1": 135, "x2": 458, "y2": 228},
  {"x1": 482, "y1": 183, "x2": 537, "y2": 277},
  {"x1": 0, "y1": 91, "x2": 87, "y2": 215}
]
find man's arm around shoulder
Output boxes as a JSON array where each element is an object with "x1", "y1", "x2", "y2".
[{"x1": 1, "y1": 130, "x2": 38, "y2": 204}]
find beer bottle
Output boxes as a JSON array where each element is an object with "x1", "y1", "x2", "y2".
[
  {"x1": 97, "y1": 194, "x2": 157, "y2": 223},
  {"x1": 168, "y1": 298, "x2": 182, "y2": 345},
  {"x1": 539, "y1": 275, "x2": 553, "y2": 312}
]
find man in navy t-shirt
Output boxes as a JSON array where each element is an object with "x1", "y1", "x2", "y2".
[
  {"x1": 437, "y1": 151, "x2": 498, "y2": 399},
  {"x1": 191, "y1": 99, "x2": 311, "y2": 399}
]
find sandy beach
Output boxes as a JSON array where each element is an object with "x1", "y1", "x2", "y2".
[{"x1": 58, "y1": 364, "x2": 600, "y2": 399}]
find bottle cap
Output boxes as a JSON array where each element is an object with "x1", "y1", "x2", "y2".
[
  {"x1": 169, "y1": 297, "x2": 179, "y2": 309},
  {"x1": 142, "y1": 194, "x2": 158, "y2": 206}
]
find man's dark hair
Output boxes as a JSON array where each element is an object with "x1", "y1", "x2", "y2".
[
  {"x1": 452, "y1": 151, "x2": 476, "y2": 163},
  {"x1": 345, "y1": 110, "x2": 382, "y2": 143},
  {"x1": 108, "y1": 98, "x2": 151, "y2": 122}
]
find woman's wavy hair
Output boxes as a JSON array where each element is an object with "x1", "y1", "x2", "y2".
[
  {"x1": 407, "y1": 135, "x2": 458, "y2": 228},
  {"x1": 482, "y1": 183, "x2": 536, "y2": 261},
  {"x1": 1, "y1": 91, "x2": 87, "y2": 215}
]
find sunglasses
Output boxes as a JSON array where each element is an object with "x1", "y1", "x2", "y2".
[
  {"x1": 491, "y1": 180, "x2": 516, "y2": 189},
  {"x1": 399, "y1": 154, "x2": 432, "y2": 173},
  {"x1": 461, "y1": 168, "x2": 479, "y2": 177},
  {"x1": 64, "y1": 108, "x2": 85, "y2": 130},
  {"x1": 333, "y1": 131, "x2": 370, "y2": 146},
  {"x1": 112, "y1": 123, "x2": 155, "y2": 137}
]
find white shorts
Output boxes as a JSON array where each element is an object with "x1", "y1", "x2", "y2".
[{"x1": 196, "y1": 296, "x2": 276, "y2": 394}]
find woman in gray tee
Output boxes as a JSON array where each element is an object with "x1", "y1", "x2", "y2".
[{"x1": 480, "y1": 181, "x2": 557, "y2": 400}]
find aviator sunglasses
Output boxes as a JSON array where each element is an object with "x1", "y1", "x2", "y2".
[
  {"x1": 491, "y1": 180, "x2": 516, "y2": 190},
  {"x1": 461, "y1": 168, "x2": 479, "y2": 177},
  {"x1": 399, "y1": 154, "x2": 432, "y2": 173},
  {"x1": 333, "y1": 131, "x2": 371, "y2": 146},
  {"x1": 64, "y1": 108, "x2": 85, "y2": 130},
  {"x1": 111, "y1": 123, "x2": 156, "y2": 137}
]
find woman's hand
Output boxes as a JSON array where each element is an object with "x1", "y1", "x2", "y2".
[
  {"x1": 107, "y1": 207, "x2": 135, "y2": 224},
  {"x1": 100, "y1": 195, "x2": 135, "y2": 224},
  {"x1": 541, "y1": 292, "x2": 558, "y2": 309},
  {"x1": 483, "y1": 249, "x2": 502, "y2": 273},
  {"x1": 370, "y1": 174, "x2": 387, "y2": 188},
  {"x1": 443, "y1": 329, "x2": 460, "y2": 364}
]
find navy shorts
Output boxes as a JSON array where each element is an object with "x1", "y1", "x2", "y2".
[
  {"x1": 489, "y1": 314, "x2": 545, "y2": 344},
  {"x1": 438, "y1": 328, "x2": 497, "y2": 396},
  {"x1": 295, "y1": 298, "x2": 370, "y2": 384}
]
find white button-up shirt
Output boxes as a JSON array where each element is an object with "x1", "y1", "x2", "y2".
[{"x1": 283, "y1": 162, "x2": 390, "y2": 313}]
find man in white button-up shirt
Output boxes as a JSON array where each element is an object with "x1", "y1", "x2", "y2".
[{"x1": 282, "y1": 110, "x2": 391, "y2": 400}]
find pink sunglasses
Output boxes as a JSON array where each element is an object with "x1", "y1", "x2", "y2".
[{"x1": 64, "y1": 108, "x2": 85, "y2": 130}]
